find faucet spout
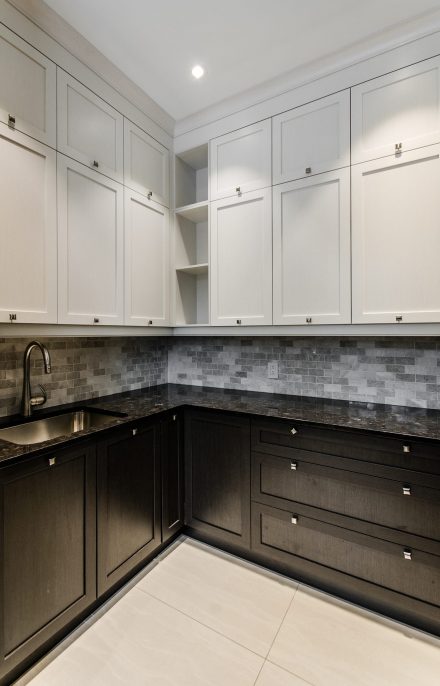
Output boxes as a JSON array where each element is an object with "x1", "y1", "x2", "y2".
[{"x1": 21, "y1": 341, "x2": 52, "y2": 417}]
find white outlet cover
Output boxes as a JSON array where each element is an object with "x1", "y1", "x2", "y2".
[{"x1": 268, "y1": 361, "x2": 279, "y2": 379}]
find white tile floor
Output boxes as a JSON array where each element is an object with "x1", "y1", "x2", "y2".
[{"x1": 20, "y1": 537, "x2": 440, "y2": 686}]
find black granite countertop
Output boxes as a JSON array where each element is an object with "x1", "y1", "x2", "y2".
[{"x1": 1, "y1": 383, "x2": 440, "y2": 465}]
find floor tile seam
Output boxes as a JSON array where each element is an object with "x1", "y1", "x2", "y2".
[
  {"x1": 264, "y1": 581, "x2": 300, "y2": 659},
  {"x1": 265, "y1": 659, "x2": 316, "y2": 686},
  {"x1": 133, "y1": 585, "x2": 268, "y2": 661}
]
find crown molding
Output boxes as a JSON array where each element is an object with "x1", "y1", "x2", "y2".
[
  {"x1": 4, "y1": 0, "x2": 175, "y2": 141},
  {"x1": 175, "y1": 9, "x2": 440, "y2": 143}
]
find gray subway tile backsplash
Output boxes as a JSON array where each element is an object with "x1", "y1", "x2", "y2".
[
  {"x1": 2, "y1": 335, "x2": 440, "y2": 418},
  {"x1": 168, "y1": 337, "x2": 440, "y2": 410}
]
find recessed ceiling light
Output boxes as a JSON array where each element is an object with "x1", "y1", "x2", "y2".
[{"x1": 192, "y1": 65, "x2": 204, "y2": 79}]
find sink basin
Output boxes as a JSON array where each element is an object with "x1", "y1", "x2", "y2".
[{"x1": 0, "y1": 409, "x2": 126, "y2": 446}]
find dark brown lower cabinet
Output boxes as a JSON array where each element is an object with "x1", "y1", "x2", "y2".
[
  {"x1": 251, "y1": 500, "x2": 440, "y2": 635},
  {"x1": 185, "y1": 410, "x2": 251, "y2": 550},
  {"x1": 97, "y1": 422, "x2": 161, "y2": 596},
  {"x1": 161, "y1": 412, "x2": 184, "y2": 544},
  {"x1": 0, "y1": 443, "x2": 96, "y2": 686}
]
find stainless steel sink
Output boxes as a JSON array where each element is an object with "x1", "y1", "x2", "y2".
[{"x1": 0, "y1": 409, "x2": 125, "y2": 445}]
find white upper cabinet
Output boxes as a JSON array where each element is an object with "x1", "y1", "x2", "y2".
[
  {"x1": 273, "y1": 168, "x2": 351, "y2": 325},
  {"x1": 352, "y1": 145, "x2": 440, "y2": 324},
  {"x1": 57, "y1": 69, "x2": 123, "y2": 182},
  {"x1": 0, "y1": 24, "x2": 56, "y2": 147},
  {"x1": 124, "y1": 189, "x2": 170, "y2": 326},
  {"x1": 0, "y1": 123, "x2": 57, "y2": 324},
  {"x1": 351, "y1": 56, "x2": 440, "y2": 164},
  {"x1": 124, "y1": 119, "x2": 170, "y2": 207},
  {"x1": 57, "y1": 155, "x2": 124, "y2": 325},
  {"x1": 210, "y1": 188, "x2": 272, "y2": 326},
  {"x1": 210, "y1": 120, "x2": 271, "y2": 200},
  {"x1": 272, "y1": 90, "x2": 350, "y2": 184}
]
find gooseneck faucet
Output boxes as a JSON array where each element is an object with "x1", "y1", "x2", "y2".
[{"x1": 21, "y1": 341, "x2": 52, "y2": 417}]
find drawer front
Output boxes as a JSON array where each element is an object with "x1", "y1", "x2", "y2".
[
  {"x1": 252, "y1": 503, "x2": 440, "y2": 607},
  {"x1": 252, "y1": 452, "x2": 440, "y2": 541},
  {"x1": 252, "y1": 419, "x2": 440, "y2": 474}
]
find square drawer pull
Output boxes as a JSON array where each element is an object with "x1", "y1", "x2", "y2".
[
  {"x1": 403, "y1": 445, "x2": 411, "y2": 453},
  {"x1": 48, "y1": 457, "x2": 56, "y2": 467},
  {"x1": 403, "y1": 549, "x2": 412, "y2": 561},
  {"x1": 291, "y1": 515, "x2": 299, "y2": 525},
  {"x1": 290, "y1": 427, "x2": 297, "y2": 435},
  {"x1": 290, "y1": 461, "x2": 298, "y2": 470},
  {"x1": 402, "y1": 485, "x2": 411, "y2": 496}
]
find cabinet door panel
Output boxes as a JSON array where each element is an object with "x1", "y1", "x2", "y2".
[
  {"x1": 211, "y1": 188, "x2": 272, "y2": 325},
  {"x1": 210, "y1": 120, "x2": 271, "y2": 200},
  {"x1": 273, "y1": 90, "x2": 350, "y2": 184},
  {"x1": 124, "y1": 189, "x2": 170, "y2": 326},
  {"x1": 0, "y1": 24, "x2": 56, "y2": 146},
  {"x1": 352, "y1": 56, "x2": 440, "y2": 163},
  {"x1": 124, "y1": 119, "x2": 169, "y2": 207},
  {"x1": 0, "y1": 446, "x2": 96, "y2": 682},
  {"x1": 57, "y1": 69, "x2": 123, "y2": 182},
  {"x1": 273, "y1": 169, "x2": 350, "y2": 325},
  {"x1": 58, "y1": 155, "x2": 124, "y2": 325},
  {"x1": 185, "y1": 410, "x2": 251, "y2": 550},
  {"x1": 352, "y1": 145, "x2": 440, "y2": 323},
  {"x1": 97, "y1": 426, "x2": 161, "y2": 595},
  {"x1": 0, "y1": 124, "x2": 57, "y2": 323}
]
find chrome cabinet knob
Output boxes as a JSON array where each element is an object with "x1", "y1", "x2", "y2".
[
  {"x1": 172, "y1": 414, "x2": 177, "y2": 421},
  {"x1": 48, "y1": 457, "x2": 56, "y2": 466},
  {"x1": 291, "y1": 515, "x2": 299, "y2": 525},
  {"x1": 132, "y1": 428, "x2": 138, "y2": 436},
  {"x1": 290, "y1": 461, "x2": 298, "y2": 470},
  {"x1": 403, "y1": 549, "x2": 412, "y2": 560},
  {"x1": 402, "y1": 485, "x2": 411, "y2": 496},
  {"x1": 290, "y1": 427, "x2": 297, "y2": 435},
  {"x1": 403, "y1": 445, "x2": 411, "y2": 454}
]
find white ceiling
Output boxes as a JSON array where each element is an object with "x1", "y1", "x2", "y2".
[{"x1": 44, "y1": 0, "x2": 440, "y2": 121}]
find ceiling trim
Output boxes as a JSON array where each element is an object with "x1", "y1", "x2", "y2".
[
  {"x1": 5, "y1": 0, "x2": 175, "y2": 138},
  {"x1": 174, "y1": 8, "x2": 440, "y2": 139}
]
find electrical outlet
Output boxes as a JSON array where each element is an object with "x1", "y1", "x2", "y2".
[{"x1": 268, "y1": 361, "x2": 279, "y2": 379}]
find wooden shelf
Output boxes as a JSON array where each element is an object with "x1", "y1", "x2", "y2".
[
  {"x1": 175, "y1": 201, "x2": 208, "y2": 223},
  {"x1": 176, "y1": 263, "x2": 208, "y2": 276}
]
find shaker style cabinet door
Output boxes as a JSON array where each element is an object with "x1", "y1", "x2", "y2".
[
  {"x1": 57, "y1": 155, "x2": 124, "y2": 325},
  {"x1": 272, "y1": 90, "x2": 350, "y2": 185},
  {"x1": 352, "y1": 145, "x2": 440, "y2": 324},
  {"x1": 124, "y1": 119, "x2": 170, "y2": 207},
  {"x1": 124, "y1": 188, "x2": 170, "y2": 326},
  {"x1": 210, "y1": 188, "x2": 272, "y2": 326},
  {"x1": 57, "y1": 69, "x2": 123, "y2": 182},
  {"x1": 351, "y1": 56, "x2": 440, "y2": 164},
  {"x1": 0, "y1": 124, "x2": 57, "y2": 324},
  {"x1": 273, "y1": 168, "x2": 351, "y2": 325},
  {"x1": 0, "y1": 24, "x2": 56, "y2": 147},
  {"x1": 0, "y1": 445, "x2": 96, "y2": 685},
  {"x1": 210, "y1": 119, "x2": 271, "y2": 200},
  {"x1": 97, "y1": 424, "x2": 161, "y2": 596}
]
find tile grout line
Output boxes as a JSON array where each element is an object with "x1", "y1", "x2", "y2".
[
  {"x1": 134, "y1": 586, "x2": 268, "y2": 663},
  {"x1": 254, "y1": 582, "x2": 315, "y2": 686}
]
